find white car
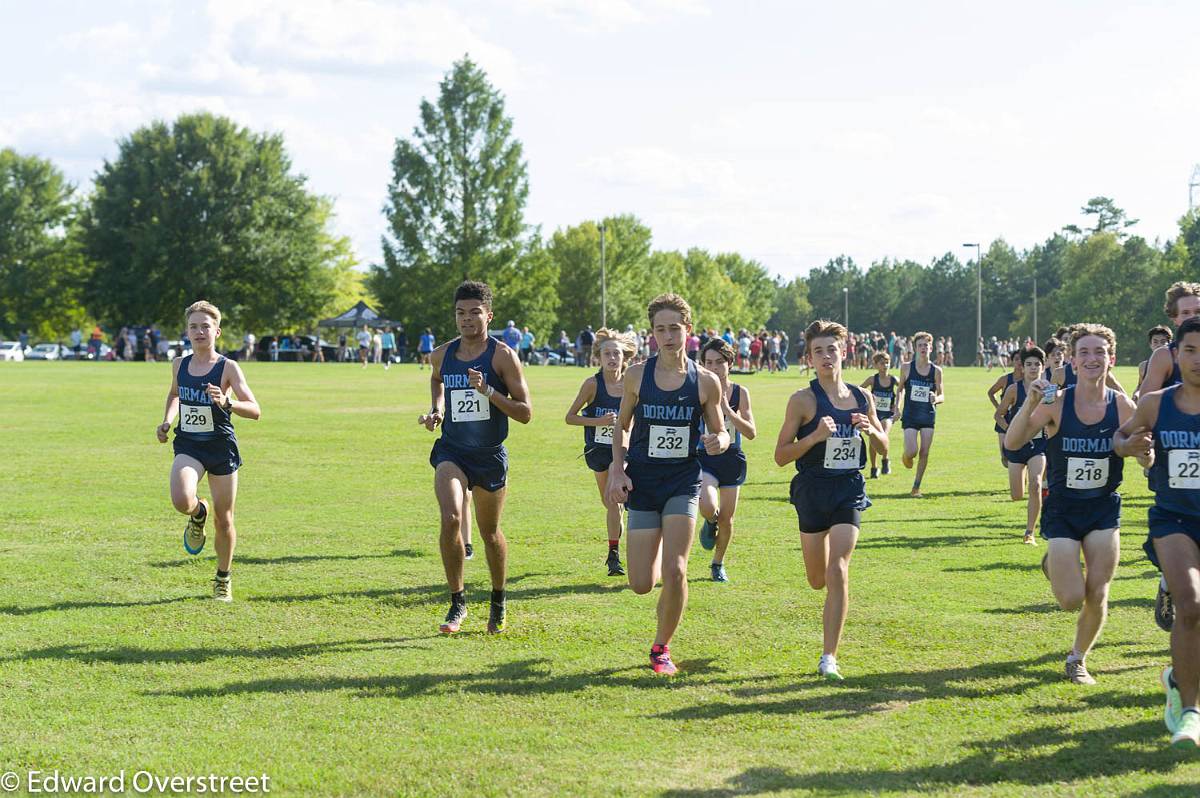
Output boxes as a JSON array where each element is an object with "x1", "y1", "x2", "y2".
[
  {"x1": 27, "y1": 343, "x2": 67, "y2": 361},
  {"x1": 0, "y1": 341, "x2": 25, "y2": 362}
]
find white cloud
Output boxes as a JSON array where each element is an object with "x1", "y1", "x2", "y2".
[
  {"x1": 511, "y1": 0, "x2": 708, "y2": 33},
  {"x1": 58, "y1": 22, "x2": 141, "y2": 53},
  {"x1": 580, "y1": 146, "x2": 739, "y2": 196}
]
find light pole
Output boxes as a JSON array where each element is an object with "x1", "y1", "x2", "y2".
[
  {"x1": 963, "y1": 243, "x2": 981, "y2": 363},
  {"x1": 1032, "y1": 268, "x2": 1038, "y2": 344},
  {"x1": 599, "y1": 223, "x2": 607, "y2": 329},
  {"x1": 843, "y1": 286, "x2": 849, "y2": 331}
]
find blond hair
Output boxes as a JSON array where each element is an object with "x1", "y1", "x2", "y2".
[
  {"x1": 592, "y1": 327, "x2": 638, "y2": 362},
  {"x1": 1165, "y1": 282, "x2": 1200, "y2": 318},
  {"x1": 647, "y1": 293, "x2": 693, "y2": 327},
  {"x1": 1069, "y1": 322, "x2": 1116, "y2": 354},
  {"x1": 184, "y1": 300, "x2": 222, "y2": 328},
  {"x1": 804, "y1": 319, "x2": 847, "y2": 347}
]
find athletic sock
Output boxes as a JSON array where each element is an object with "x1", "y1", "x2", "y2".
[
  {"x1": 1170, "y1": 673, "x2": 1180, "y2": 690},
  {"x1": 912, "y1": 480, "x2": 921, "y2": 490},
  {"x1": 1185, "y1": 707, "x2": 1200, "y2": 716},
  {"x1": 216, "y1": 569, "x2": 230, "y2": 579},
  {"x1": 451, "y1": 590, "x2": 465, "y2": 605},
  {"x1": 1066, "y1": 651, "x2": 1083, "y2": 664},
  {"x1": 490, "y1": 588, "x2": 505, "y2": 605},
  {"x1": 193, "y1": 503, "x2": 207, "y2": 520},
  {"x1": 608, "y1": 540, "x2": 619, "y2": 549}
]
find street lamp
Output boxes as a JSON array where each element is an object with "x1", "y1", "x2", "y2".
[
  {"x1": 843, "y1": 286, "x2": 849, "y2": 331},
  {"x1": 962, "y1": 243, "x2": 981, "y2": 364},
  {"x1": 599, "y1": 223, "x2": 607, "y2": 329}
]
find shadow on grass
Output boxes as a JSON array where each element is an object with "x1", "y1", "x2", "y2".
[
  {"x1": 658, "y1": 718, "x2": 1187, "y2": 796},
  {"x1": 248, "y1": 572, "x2": 626, "y2": 608},
  {"x1": 856, "y1": 531, "x2": 1011, "y2": 551},
  {"x1": 3, "y1": 636, "x2": 434, "y2": 665},
  {"x1": 149, "y1": 548, "x2": 425, "y2": 568},
  {"x1": 656, "y1": 652, "x2": 1073, "y2": 723},
  {"x1": 0, "y1": 595, "x2": 196, "y2": 617},
  {"x1": 985, "y1": 596, "x2": 1154, "y2": 615},
  {"x1": 149, "y1": 656, "x2": 734, "y2": 699},
  {"x1": 942, "y1": 560, "x2": 1038, "y2": 574}
]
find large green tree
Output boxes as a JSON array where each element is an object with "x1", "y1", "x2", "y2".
[
  {"x1": 80, "y1": 112, "x2": 339, "y2": 332},
  {"x1": 0, "y1": 149, "x2": 91, "y2": 338},
  {"x1": 373, "y1": 57, "x2": 535, "y2": 339},
  {"x1": 551, "y1": 215, "x2": 654, "y2": 333}
]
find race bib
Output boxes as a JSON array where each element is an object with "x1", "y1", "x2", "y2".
[
  {"x1": 450, "y1": 389, "x2": 491, "y2": 422},
  {"x1": 595, "y1": 422, "x2": 614, "y2": 444},
  {"x1": 180, "y1": 405, "x2": 214, "y2": 434},
  {"x1": 1169, "y1": 449, "x2": 1200, "y2": 489},
  {"x1": 874, "y1": 394, "x2": 892, "y2": 413},
  {"x1": 1066, "y1": 457, "x2": 1108, "y2": 490},
  {"x1": 648, "y1": 425, "x2": 689, "y2": 458},
  {"x1": 823, "y1": 436, "x2": 861, "y2": 470},
  {"x1": 910, "y1": 384, "x2": 931, "y2": 403}
]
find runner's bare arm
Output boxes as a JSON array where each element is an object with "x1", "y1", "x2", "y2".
[
  {"x1": 730, "y1": 386, "x2": 756, "y2": 440},
  {"x1": 420, "y1": 345, "x2": 448, "y2": 429},
  {"x1": 1114, "y1": 392, "x2": 1153, "y2": 467},
  {"x1": 564, "y1": 377, "x2": 603, "y2": 426},
  {"x1": 157, "y1": 357, "x2": 183, "y2": 441},
  {"x1": 223, "y1": 361, "x2": 261, "y2": 420},
  {"x1": 488, "y1": 346, "x2": 533, "y2": 424},
  {"x1": 1138, "y1": 346, "x2": 1174, "y2": 396},
  {"x1": 986, "y1": 373, "x2": 1006, "y2": 407},
  {"x1": 1005, "y1": 381, "x2": 1056, "y2": 450},
  {"x1": 774, "y1": 390, "x2": 824, "y2": 467},
  {"x1": 699, "y1": 371, "x2": 729, "y2": 455},
  {"x1": 1114, "y1": 392, "x2": 1160, "y2": 465}
]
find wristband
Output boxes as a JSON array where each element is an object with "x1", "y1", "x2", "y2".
[{"x1": 224, "y1": 396, "x2": 233, "y2": 412}]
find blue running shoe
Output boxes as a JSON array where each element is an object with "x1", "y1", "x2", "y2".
[{"x1": 699, "y1": 517, "x2": 717, "y2": 551}]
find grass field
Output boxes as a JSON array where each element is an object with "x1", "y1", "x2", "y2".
[{"x1": 2, "y1": 361, "x2": 1199, "y2": 797}]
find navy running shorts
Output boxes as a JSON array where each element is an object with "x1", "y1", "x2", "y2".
[
  {"x1": 624, "y1": 459, "x2": 701, "y2": 514},
  {"x1": 173, "y1": 435, "x2": 242, "y2": 476},
  {"x1": 1144, "y1": 506, "x2": 1200, "y2": 569},
  {"x1": 790, "y1": 471, "x2": 870, "y2": 534},
  {"x1": 584, "y1": 446, "x2": 613, "y2": 473},
  {"x1": 1041, "y1": 492, "x2": 1121, "y2": 542},
  {"x1": 430, "y1": 438, "x2": 508, "y2": 492},
  {"x1": 699, "y1": 449, "x2": 747, "y2": 488}
]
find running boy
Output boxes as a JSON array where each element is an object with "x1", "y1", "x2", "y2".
[
  {"x1": 696, "y1": 338, "x2": 757, "y2": 583},
  {"x1": 860, "y1": 351, "x2": 896, "y2": 478},
  {"x1": 775, "y1": 320, "x2": 888, "y2": 680},
  {"x1": 997, "y1": 348, "x2": 1049, "y2": 544},
  {"x1": 156, "y1": 301, "x2": 261, "y2": 601},
  {"x1": 419, "y1": 281, "x2": 532, "y2": 635},
  {"x1": 565, "y1": 328, "x2": 637, "y2": 577},
  {"x1": 607, "y1": 293, "x2": 729, "y2": 675},
  {"x1": 897, "y1": 331, "x2": 943, "y2": 497}
]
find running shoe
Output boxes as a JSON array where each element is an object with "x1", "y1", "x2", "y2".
[
  {"x1": 1163, "y1": 666, "x2": 1183, "y2": 733},
  {"x1": 487, "y1": 601, "x2": 506, "y2": 634},
  {"x1": 699, "y1": 517, "x2": 717, "y2": 550},
  {"x1": 464, "y1": 543, "x2": 474, "y2": 561},
  {"x1": 1172, "y1": 710, "x2": 1200, "y2": 749},
  {"x1": 212, "y1": 575, "x2": 232, "y2": 603},
  {"x1": 1023, "y1": 531, "x2": 1037, "y2": 546},
  {"x1": 650, "y1": 644, "x2": 677, "y2": 675},
  {"x1": 439, "y1": 601, "x2": 467, "y2": 634},
  {"x1": 881, "y1": 458, "x2": 891, "y2": 475},
  {"x1": 711, "y1": 562, "x2": 728, "y2": 583},
  {"x1": 183, "y1": 498, "x2": 208, "y2": 555},
  {"x1": 869, "y1": 467, "x2": 878, "y2": 479},
  {"x1": 818, "y1": 654, "x2": 843, "y2": 681},
  {"x1": 902, "y1": 452, "x2": 914, "y2": 469},
  {"x1": 1156, "y1": 575, "x2": 1175, "y2": 632},
  {"x1": 1065, "y1": 657, "x2": 1095, "y2": 685},
  {"x1": 606, "y1": 548, "x2": 625, "y2": 576},
  {"x1": 910, "y1": 488, "x2": 923, "y2": 498}
]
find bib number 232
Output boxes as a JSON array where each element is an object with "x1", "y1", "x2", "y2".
[{"x1": 649, "y1": 425, "x2": 689, "y2": 458}]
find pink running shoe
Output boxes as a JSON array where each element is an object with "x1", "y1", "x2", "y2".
[{"x1": 650, "y1": 644, "x2": 677, "y2": 675}]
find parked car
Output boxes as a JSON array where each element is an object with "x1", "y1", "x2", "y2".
[
  {"x1": 27, "y1": 343, "x2": 70, "y2": 360},
  {"x1": 0, "y1": 341, "x2": 26, "y2": 362},
  {"x1": 255, "y1": 334, "x2": 335, "y2": 362},
  {"x1": 62, "y1": 343, "x2": 113, "y2": 361},
  {"x1": 538, "y1": 345, "x2": 575, "y2": 366}
]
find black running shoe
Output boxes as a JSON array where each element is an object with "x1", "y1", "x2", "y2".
[
  {"x1": 464, "y1": 543, "x2": 474, "y2": 560},
  {"x1": 869, "y1": 467, "x2": 878, "y2": 479},
  {"x1": 606, "y1": 548, "x2": 625, "y2": 576},
  {"x1": 439, "y1": 600, "x2": 467, "y2": 634},
  {"x1": 1156, "y1": 576, "x2": 1175, "y2": 632},
  {"x1": 488, "y1": 601, "x2": 506, "y2": 634},
  {"x1": 881, "y1": 458, "x2": 891, "y2": 475}
]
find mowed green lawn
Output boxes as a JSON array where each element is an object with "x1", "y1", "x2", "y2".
[{"x1": 2, "y1": 361, "x2": 1198, "y2": 797}]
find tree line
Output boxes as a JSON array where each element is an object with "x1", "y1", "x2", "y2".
[{"x1": 2, "y1": 56, "x2": 1195, "y2": 363}]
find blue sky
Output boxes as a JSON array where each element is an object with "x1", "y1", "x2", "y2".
[{"x1": 4, "y1": 0, "x2": 1197, "y2": 279}]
